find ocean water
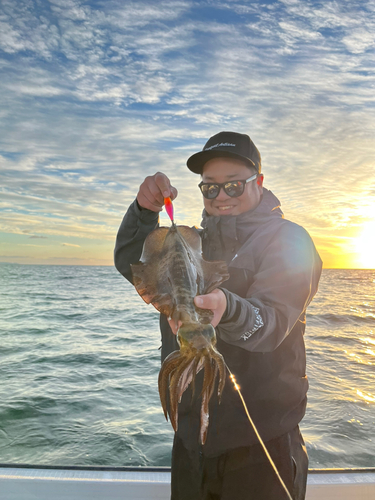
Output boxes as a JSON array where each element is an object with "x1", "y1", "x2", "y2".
[{"x1": 0, "y1": 264, "x2": 374, "y2": 469}]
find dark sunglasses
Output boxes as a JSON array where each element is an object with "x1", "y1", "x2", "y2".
[{"x1": 198, "y1": 173, "x2": 258, "y2": 199}]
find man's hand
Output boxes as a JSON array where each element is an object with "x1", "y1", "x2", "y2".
[
  {"x1": 137, "y1": 172, "x2": 178, "y2": 212},
  {"x1": 167, "y1": 290, "x2": 227, "y2": 336},
  {"x1": 194, "y1": 289, "x2": 227, "y2": 328},
  {"x1": 167, "y1": 318, "x2": 182, "y2": 336}
]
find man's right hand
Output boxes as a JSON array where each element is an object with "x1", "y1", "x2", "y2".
[{"x1": 137, "y1": 172, "x2": 178, "y2": 212}]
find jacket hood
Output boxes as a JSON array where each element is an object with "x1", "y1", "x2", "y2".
[
  {"x1": 199, "y1": 188, "x2": 284, "y2": 265},
  {"x1": 252, "y1": 187, "x2": 283, "y2": 218},
  {"x1": 200, "y1": 188, "x2": 283, "y2": 245}
]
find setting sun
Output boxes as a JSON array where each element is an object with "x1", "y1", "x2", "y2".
[{"x1": 355, "y1": 220, "x2": 375, "y2": 269}]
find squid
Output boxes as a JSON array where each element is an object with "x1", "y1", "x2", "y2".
[{"x1": 131, "y1": 222, "x2": 229, "y2": 443}]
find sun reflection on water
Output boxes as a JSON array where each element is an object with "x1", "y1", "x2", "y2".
[
  {"x1": 362, "y1": 337, "x2": 375, "y2": 346},
  {"x1": 356, "y1": 390, "x2": 375, "y2": 403}
]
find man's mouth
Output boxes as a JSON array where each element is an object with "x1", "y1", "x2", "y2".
[{"x1": 217, "y1": 205, "x2": 234, "y2": 211}]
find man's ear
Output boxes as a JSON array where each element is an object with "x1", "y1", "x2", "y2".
[{"x1": 257, "y1": 174, "x2": 264, "y2": 186}]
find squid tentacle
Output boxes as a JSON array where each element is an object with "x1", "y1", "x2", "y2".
[
  {"x1": 169, "y1": 355, "x2": 195, "y2": 431},
  {"x1": 207, "y1": 362, "x2": 218, "y2": 403},
  {"x1": 159, "y1": 336, "x2": 228, "y2": 445},
  {"x1": 189, "y1": 355, "x2": 203, "y2": 400},
  {"x1": 158, "y1": 350, "x2": 182, "y2": 421},
  {"x1": 200, "y1": 350, "x2": 213, "y2": 397},
  {"x1": 210, "y1": 348, "x2": 226, "y2": 401},
  {"x1": 198, "y1": 353, "x2": 215, "y2": 444},
  {"x1": 176, "y1": 357, "x2": 197, "y2": 403}
]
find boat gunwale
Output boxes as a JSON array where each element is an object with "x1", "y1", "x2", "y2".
[{"x1": 1, "y1": 463, "x2": 375, "y2": 474}]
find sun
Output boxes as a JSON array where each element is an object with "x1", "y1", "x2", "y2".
[{"x1": 355, "y1": 220, "x2": 375, "y2": 269}]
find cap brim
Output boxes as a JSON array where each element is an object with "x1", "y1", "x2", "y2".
[{"x1": 187, "y1": 150, "x2": 256, "y2": 174}]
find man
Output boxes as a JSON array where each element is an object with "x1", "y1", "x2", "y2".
[{"x1": 114, "y1": 131, "x2": 322, "y2": 500}]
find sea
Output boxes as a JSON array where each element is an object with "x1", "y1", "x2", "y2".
[{"x1": 0, "y1": 264, "x2": 374, "y2": 469}]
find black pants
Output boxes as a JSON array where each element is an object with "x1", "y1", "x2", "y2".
[{"x1": 171, "y1": 426, "x2": 308, "y2": 500}]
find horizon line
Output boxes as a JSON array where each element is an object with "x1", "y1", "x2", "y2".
[{"x1": 0, "y1": 262, "x2": 374, "y2": 271}]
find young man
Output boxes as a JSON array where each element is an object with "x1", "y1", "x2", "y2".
[{"x1": 114, "y1": 131, "x2": 322, "y2": 500}]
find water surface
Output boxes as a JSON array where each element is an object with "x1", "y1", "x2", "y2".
[{"x1": 0, "y1": 264, "x2": 374, "y2": 468}]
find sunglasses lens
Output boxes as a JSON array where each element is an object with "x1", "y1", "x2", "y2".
[
  {"x1": 201, "y1": 184, "x2": 220, "y2": 199},
  {"x1": 224, "y1": 181, "x2": 244, "y2": 197},
  {"x1": 200, "y1": 180, "x2": 247, "y2": 199}
]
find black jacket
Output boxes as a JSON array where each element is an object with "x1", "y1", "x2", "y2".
[{"x1": 114, "y1": 188, "x2": 322, "y2": 456}]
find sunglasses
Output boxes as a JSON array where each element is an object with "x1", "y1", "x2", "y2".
[{"x1": 198, "y1": 173, "x2": 258, "y2": 199}]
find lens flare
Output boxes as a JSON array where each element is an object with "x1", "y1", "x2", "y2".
[{"x1": 355, "y1": 220, "x2": 375, "y2": 269}]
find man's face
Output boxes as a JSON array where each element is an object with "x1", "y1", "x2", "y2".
[{"x1": 201, "y1": 157, "x2": 263, "y2": 217}]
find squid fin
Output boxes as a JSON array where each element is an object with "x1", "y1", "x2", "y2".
[
  {"x1": 200, "y1": 260, "x2": 230, "y2": 294},
  {"x1": 131, "y1": 262, "x2": 174, "y2": 317}
]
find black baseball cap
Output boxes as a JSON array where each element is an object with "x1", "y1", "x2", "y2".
[{"x1": 187, "y1": 131, "x2": 261, "y2": 174}]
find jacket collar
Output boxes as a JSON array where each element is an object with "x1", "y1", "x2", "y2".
[{"x1": 200, "y1": 188, "x2": 283, "y2": 244}]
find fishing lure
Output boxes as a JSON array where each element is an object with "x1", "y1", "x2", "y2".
[{"x1": 164, "y1": 196, "x2": 174, "y2": 222}]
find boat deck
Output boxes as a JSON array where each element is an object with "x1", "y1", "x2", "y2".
[{"x1": 1, "y1": 465, "x2": 375, "y2": 499}]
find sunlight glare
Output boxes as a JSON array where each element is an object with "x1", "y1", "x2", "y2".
[
  {"x1": 355, "y1": 220, "x2": 375, "y2": 269},
  {"x1": 356, "y1": 389, "x2": 375, "y2": 403}
]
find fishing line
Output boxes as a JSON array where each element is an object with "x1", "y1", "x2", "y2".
[
  {"x1": 224, "y1": 362, "x2": 293, "y2": 500},
  {"x1": 162, "y1": 198, "x2": 292, "y2": 499}
]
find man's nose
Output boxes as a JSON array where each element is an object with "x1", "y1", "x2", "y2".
[{"x1": 215, "y1": 186, "x2": 230, "y2": 200}]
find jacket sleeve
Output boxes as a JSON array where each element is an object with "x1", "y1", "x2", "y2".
[
  {"x1": 217, "y1": 223, "x2": 322, "y2": 352},
  {"x1": 114, "y1": 199, "x2": 159, "y2": 284}
]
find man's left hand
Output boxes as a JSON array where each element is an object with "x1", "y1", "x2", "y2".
[{"x1": 194, "y1": 289, "x2": 227, "y2": 328}]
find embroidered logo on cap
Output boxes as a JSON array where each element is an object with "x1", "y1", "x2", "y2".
[{"x1": 205, "y1": 142, "x2": 236, "y2": 151}]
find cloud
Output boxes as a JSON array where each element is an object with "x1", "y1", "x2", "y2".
[
  {"x1": 62, "y1": 243, "x2": 81, "y2": 247},
  {"x1": 19, "y1": 244, "x2": 45, "y2": 247},
  {"x1": 341, "y1": 28, "x2": 375, "y2": 54}
]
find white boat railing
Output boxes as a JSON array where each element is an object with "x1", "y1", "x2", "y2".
[{"x1": 1, "y1": 464, "x2": 375, "y2": 500}]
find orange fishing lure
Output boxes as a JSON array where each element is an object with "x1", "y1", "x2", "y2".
[{"x1": 164, "y1": 197, "x2": 174, "y2": 222}]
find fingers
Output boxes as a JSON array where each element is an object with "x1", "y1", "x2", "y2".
[
  {"x1": 194, "y1": 289, "x2": 227, "y2": 328},
  {"x1": 167, "y1": 318, "x2": 182, "y2": 336},
  {"x1": 137, "y1": 181, "x2": 164, "y2": 212},
  {"x1": 194, "y1": 289, "x2": 222, "y2": 309},
  {"x1": 155, "y1": 172, "x2": 177, "y2": 200},
  {"x1": 137, "y1": 172, "x2": 178, "y2": 212},
  {"x1": 169, "y1": 290, "x2": 226, "y2": 333}
]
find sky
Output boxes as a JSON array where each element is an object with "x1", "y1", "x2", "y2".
[{"x1": 0, "y1": 0, "x2": 374, "y2": 268}]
